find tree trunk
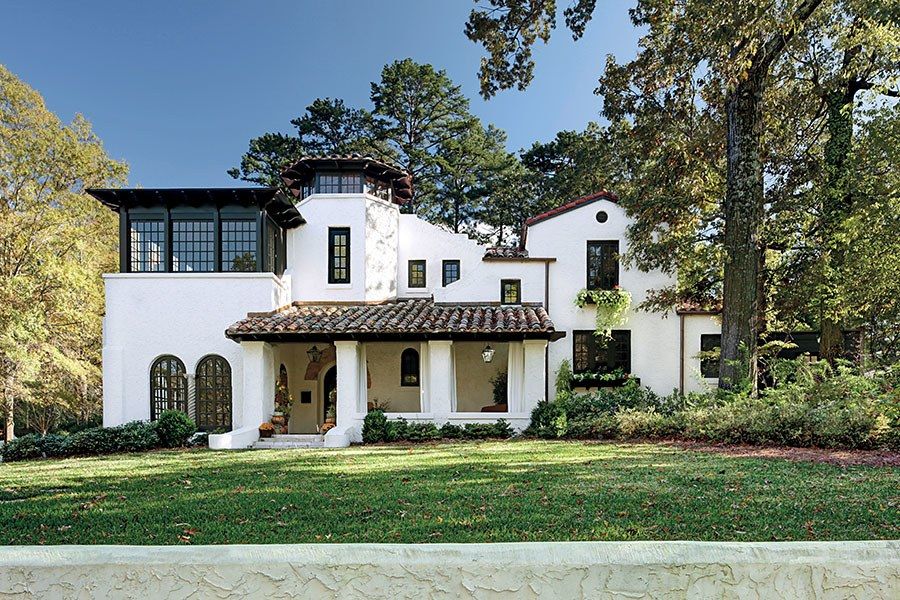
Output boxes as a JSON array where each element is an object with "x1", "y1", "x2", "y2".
[
  {"x1": 3, "y1": 394, "x2": 13, "y2": 442},
  {"x1": 719, "y1": 73, "x2": 766, "y2": 391},
  {"x1": 818, "y1": 87, "x2": 854, "y2": 363}
]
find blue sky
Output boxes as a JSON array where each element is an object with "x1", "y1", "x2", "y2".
[{"x1": 3, "y1": 1, "x2": 640, "y2": 187}]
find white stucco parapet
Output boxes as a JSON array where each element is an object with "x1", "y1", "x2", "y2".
[{"x1": 0, "y1": 541, "x2": 896, "y2": 599}]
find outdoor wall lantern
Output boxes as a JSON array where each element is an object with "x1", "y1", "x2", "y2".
[
  {"x1": 481, "y1": 345, "x2": 495, "y2": 363},
  {"x1": 306, "y1": 345, "x2": 323, "y2": 364}
]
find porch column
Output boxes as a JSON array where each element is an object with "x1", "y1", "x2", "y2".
[
  {"x1": 241, "y1": 341, "x2": 275, "y2": 429},
  {"x1": 418, "y1": 342, "x2": 430, "y2": 412},
  {"x1": 522, "y1": 340, "x2": 549, "y2": 413},
  {"x1": 327, "y1": 340, "x2": 362, "y2": 447},
  {"x1": 506, "y1": 342, "x2": 525, "y2": 412},
  {"x1": 427, "y1": 340, "x2": 454, "y2": 417}
]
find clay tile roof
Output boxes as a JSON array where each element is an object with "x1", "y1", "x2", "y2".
[
  {"x1": 524, "y1": 190, "x2": 619, "y2": 227},
  {"x1": 483, "y1": 246, "x2": 529, "y2": 259},
  {"x1": 225, "y1": 299, "x2": 564, "y2": 342}
]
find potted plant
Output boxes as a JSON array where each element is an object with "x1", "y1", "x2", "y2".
[
  {"x1": 322, "y1": 404, "x2": 336, "y2": 433},
  {"x1": 258, "y1": 422, "x2": 275, "y2": 438},
  {"x1": 272, "y1": 379, "x2": 293, "y2": 433}
]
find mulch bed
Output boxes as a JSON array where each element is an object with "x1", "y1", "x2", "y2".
[{"x1": 667, "y1": 440, "x2": 900, "y2": 468}]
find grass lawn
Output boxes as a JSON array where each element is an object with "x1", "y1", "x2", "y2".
[{"x1": 1, "y1": 440, "x2": 897, "y2": 545}]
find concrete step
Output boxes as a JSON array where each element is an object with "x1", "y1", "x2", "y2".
[
  {"x1": 253, "y1": 440, "x2": 325, "y2": 449},
  {"x1": 270, "y1": 434, "x2": 324, "y2": 443}
]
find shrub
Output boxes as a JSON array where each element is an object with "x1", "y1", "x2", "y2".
[
  {"x1": 152, "y1": 410, "x2": 196, "y2": 448},
  {"x1": 113, "y1": 421, "x2": 159, "y2": 452},
  {"x1": 615, "y1": 408, "x2": 682, "y2": 439},
  {"x1": 461, "y1": 421, "x2": 512, "y2": 439},
  {"x1": 39, "y1": 434, "x2": 70, "y2": 458},
  {"x1": 1, "y1": 434, "x2": 44, "y2": 462},
  {"x1": 362, "y1": 409, "x2": 388, "y2": 443},
  {"x1": 491, "y1": 371, "x2": 508, "y2": 405},
  {"x1": 67, "y1": 427, "x2": 121, "y2": 456},
  {"x1": 404, "y1": 422, "x2": 440, "y2": 442},
  {"x1": 439, "y1": 423, "x2": 464, "y2": 439},
  {"x1": 384, "y1": 418, "x2": 408, "y2": 442}
]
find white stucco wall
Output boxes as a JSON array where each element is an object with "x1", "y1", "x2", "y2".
[
  {"x1": 365, "y1": 342, "x2": 423, "y2": 412},
  {"x1": 2, "y1": 542, "x2": 896, "y2": 598},
  {"x1": 102, "y1": 273, "x2": 288, "y2": 427},
  {"x1": 682, "y1": 313, "x2": 722, "y2": 394},
  {"x1": 525, "y1": 199, "x2": 681, "y2": 396},
  {"x1": 454, "y1": 342, "x2": 508, "y2": 412}
]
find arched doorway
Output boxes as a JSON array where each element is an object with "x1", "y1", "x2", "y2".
[{"x1": 322, "y1": 365, "x2": 337, "y2": 424}]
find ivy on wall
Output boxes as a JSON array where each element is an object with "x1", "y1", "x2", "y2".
[{"x1": 574, "y1": 287, "x2": 632, "y2": 340}]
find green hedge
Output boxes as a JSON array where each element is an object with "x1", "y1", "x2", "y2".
[
  {"x1": 1, "y1": 410, "x2": 196, "y2": 463},
  {"x1": 362, "y1": 410, "x2": 513, "y2": 444},
  {"x1": 528, "y1": 360, "x2": 900, "y2": 450}
]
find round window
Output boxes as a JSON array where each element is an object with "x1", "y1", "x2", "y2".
[{"x1": 595, "y1": 210, "x2": 609, "y2": 223}]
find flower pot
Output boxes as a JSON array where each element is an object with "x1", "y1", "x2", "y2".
[
  {"x1": 259, "y1": 427, "x2": 274, "y2": 438},
  {"x1": 271, "y1": 414, "x2": 286, "y2": 427}
]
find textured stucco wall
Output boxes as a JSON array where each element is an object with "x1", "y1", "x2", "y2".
[{"x1": 0, "y1": 542, "x2": 896, "y2": 599}]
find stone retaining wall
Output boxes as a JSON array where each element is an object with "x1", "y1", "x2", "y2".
[{"x1": 1, "y1": 541, "x2": 898, "y2": 599}]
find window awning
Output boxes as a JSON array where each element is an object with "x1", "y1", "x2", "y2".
[{"x1": 226, "y1": 299, "x2": 565, "y2": 342}]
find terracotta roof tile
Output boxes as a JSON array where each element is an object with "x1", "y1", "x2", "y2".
[
  {"x1": 226, "y1": 299, "x2": 562, "y2": 341},
  {"x1": 483, "y1": 246, "x2": 529, "y2": 259},
  {"x1": 524, "y1": 190, "x2": 619, "y2": 227}
]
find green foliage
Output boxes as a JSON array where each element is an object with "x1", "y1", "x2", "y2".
[
  {"x1": 113, "y1": 421, "x2": 159, "y2": 452},
  {"x1": 490, "y1": 370, "x2": 508, "y2": 405},
  {"x1": 554, "y1": 359, "x2": 574, "y2": 399},
  {"x1": 66, "y1": 427, "x2": 121, "y2": 456},
  {"x1": 1, "y1": 421, "x2": 162, "y2": 462},
  {"x1": 0, "y1": 434, "x2": 43, "y2": 462},
  {"x1": 362, "y1": 409, "x2": 389, "y2": 444},
  {"x1": 364, "y1": 418, "x2": 512, "y2": 444},
  {"x1": 1, "y1": 65, "x2": 128, "y2": 440},
  {"x1": 574, "y1": 288, "x2": 631, "y2": 339},
  {"x1": 152, "y1": 411, "x2": 196, "y2": 449},
  {"x1": 527, "y1": 358, "x2": 900, "y2": 450}
]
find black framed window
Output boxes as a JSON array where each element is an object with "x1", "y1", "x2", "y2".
[
  {"x1": 400, "y1": 348, "x2": 420, "y2": 386},
  {"x1": 171, "y1": 220, "x2": 214, "y2": 272},
  {"x1": 318, "y1": 174, "x2": 342, "y2": 194},
  {"x1": 408, "y1": 260, "x2": 426, "y2": 288},
  {"x1": 442, "y1": 260, "x2": 460, "y2": 286},
  {"x1": 700, "y1": 334, "x2": 721, "y2": 378},
  {"x1": 341, "y1": 173, "x2": 362, "y2": 193},
  {"x1": 150, "y1": 355, "x2": 187, "y2": 420},
  {"x1": 501, "y1": 279, "x2": 521, "y2": 304},
  {"x1": 129, "y1": 220, "x2": 166, "y2": 272},
  {"x1": 587, "y1": 240, "x2": 619, "y2": 290},
  {"x1": 221, "y1": 220, "x2": 257, "y2": 272},
  {"x1": 195, "y1": 355, "x2": 232, "y2": 431},
  {"x1": 573, "y1": 330, "x2": 631, "y2": 374},
  {"x1": 328, "y1": 227, "x2": 351, "y2": 283}
]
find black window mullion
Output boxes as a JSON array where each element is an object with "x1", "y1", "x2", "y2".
[{"x1": 328, "y1": 227, "x2": 350, "y2": 284}]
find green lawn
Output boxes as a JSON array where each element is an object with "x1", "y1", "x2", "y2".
[{"x1": 1, "y1": 440, "x2": 896, "y2": 545}]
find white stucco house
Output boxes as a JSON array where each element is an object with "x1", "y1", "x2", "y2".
[{"x1": 89, "y1": 155, "x2": 722, "y2": 449}]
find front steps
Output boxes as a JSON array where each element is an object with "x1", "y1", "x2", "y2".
[{"x1": 252, "y1": 434, "x2": 325, "y2": 449}]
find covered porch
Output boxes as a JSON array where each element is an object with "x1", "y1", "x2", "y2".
[{"x1": 215, "y1": 299, "x2": 563, "y2": 448}]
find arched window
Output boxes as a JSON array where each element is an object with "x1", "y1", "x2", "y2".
[
  {"x1": 150, "y1": 355, "x2": 187, "y2": 420},
  {"x1": 400, "y1": 348, "x2": 419, "y2": 387},
  {"x1": 195, "y1": 355, "x2": 232, "y2": 431}
]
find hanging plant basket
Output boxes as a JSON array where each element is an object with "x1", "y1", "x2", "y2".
[{"x1": 574, "y1": 286, "x2": 632, "y2": 340}]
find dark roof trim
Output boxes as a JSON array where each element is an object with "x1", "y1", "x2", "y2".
[
  {"x1": 227, "y1": 331, "x2": 566, "y2": 343},
  {"x1": 87, "y1": 188, "x2": 305, "y2": 229},
  {"x1": 524, "y1": 190, "x2": 620, "y2": 227},
  {"x1": 280, "y1": 155, "x2": 413, "y2": 204}
]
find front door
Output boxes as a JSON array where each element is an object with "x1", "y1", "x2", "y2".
[{"x1": 323, "y1": 366, "x2": 337, "y2": 425}]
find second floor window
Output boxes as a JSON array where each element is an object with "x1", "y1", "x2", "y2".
[
  {"x1": 408, "y1": 260, "x2": 426, "y2": 288},
  {"x1": 172, "y1": 220, "x2": 214, "y2": 272},
  {"x1": 442, "y1": 260, "x2": 460, "y2": 286},
  {"x1": 129, "y1": 220, "x2": 165, "y2": 272},
  {"x1": 222, "y1": 220, "x2": 257, "y2": 272},
  {"x1": 501, "y1": 279, "x2": 521, "y2": 304},
  {"x1": 328, "y1": 227, "x2": 350, "y2": 284},
  {"x1": 587, "y1": 240, "x2": 619, "y2": 290}
]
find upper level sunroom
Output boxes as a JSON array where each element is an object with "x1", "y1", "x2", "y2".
[
  {"x1": 281, "y1": 154, "x2": 413, "y2": 203},
  {"x1": 88, "y1": 188, "x2": 304, "y2": 276}
]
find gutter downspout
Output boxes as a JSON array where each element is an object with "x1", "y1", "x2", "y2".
[
  {"x1": 678, "y1": 313, "x2": 685, "y2": 395},
  {"x1": 544, "y1": 260, "x2": 550, "y2": 402}
]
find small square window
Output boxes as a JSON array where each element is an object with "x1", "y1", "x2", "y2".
[
  {"x1": 501, "y1": 279, "x2": 521, "y2": 304},
  {"x1": 408, "y1": 260, "x2": 426, "y2": 288},
  {"x1": 442, "y1": 260, "x2": 460, "y2": 286}
]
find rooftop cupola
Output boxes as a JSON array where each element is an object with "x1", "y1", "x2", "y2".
[{"x1": 280, "y1": 154, "x2": 413, "y2": 204}]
